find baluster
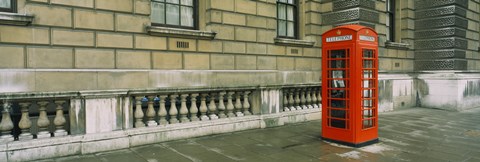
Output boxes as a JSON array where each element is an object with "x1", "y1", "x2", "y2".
[
  {"x1": 235, "y1": 92, "x2": 244, "y2": 117},
  {"x1": 146, "y1": 96, "x2": 158, "y2": 127},
  {"x1": 199, "y1": 93, "x2": 209, "y2": 121},
  {"x1": 226, "y1": 92, "x2": 235, "y2": 117},
  {"x1": 295, "y1": 89, "x2": 301, "y2": 110},
  {"x1": 169, "y1": 94, "x2": 179, "y2": 124},
  {"x1": 208, "y1": 93, "x2": 218, "y2": 120},
  {"x1": 283, "y1": 90, "x2": 290, "y2": 112},
  {"x1": 317, "y1": 87, "x2": 322, "y2": 107},
  {"x1": 300, "y1": 88, "x2": 307, "y2": 109},
  {"x1": 243, "y1": 91, "x2": 252, "y2": 115},
  {"x1": 18, "y1": 102, "x2": 33, "y2": 140},
  {"x1": 179, "y1": 94, "x2": 190, "y2": 123},
  {"x1": 134, "y1": 97, "x2": 145, "y2": 128},
  {"x1": 158, "y1": 95, "x2": 168, "y2": 125},
  {"x1": 189, "y1": 94, "x2": 200, "y2": 121},
  {"x1": 37, "y1": 101, "x2": 51, "y2": 138},
  {"x1": 312, "y1": 88, "x2": 319, "y2": 108},
  {"x1": 53, "y1": 100, "x2": 67, "y2": 137},
  {"x1": 306, "y1": 88, "x2": 313, "y2": 109},
  {"x1": 289, "y1": 89, "x2": 296, "y2": 111},
  {"x1": 217, "y1": 91, "x2": 227, "y2": 118},
  {"x1": 0, "y1": 102, "x2": 14, "y2": 142}
]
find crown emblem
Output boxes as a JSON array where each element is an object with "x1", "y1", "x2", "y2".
[{"x1": 336, "y1": 30, "x2": 341, "y2": 35}]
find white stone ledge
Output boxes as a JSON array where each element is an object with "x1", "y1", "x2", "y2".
[
  {"x1": 385, "y1": 41, "x2": 410, "y2": 49},
  {"x1": 0, "y1": 12, "x2": 33, "y2": 26},
  {"x1": 274, "y1": 37, "x2": 316, "y2": 47},
  {"x1": 147, "y1": 26, "x2": 216, "y2": 40}
]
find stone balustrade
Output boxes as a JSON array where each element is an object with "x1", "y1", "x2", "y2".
[
  {"x1": 282, "y1": 86, "x2": 321, "y2": 112},
  {"x1": 131, "y1": 90, "x2": 253, "y2": 127},
  {"x1": 0, "y1": 99, "x2": 69, "y2": 142}
]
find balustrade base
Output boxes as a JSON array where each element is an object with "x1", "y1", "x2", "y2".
[
  {"x1": 18, "y1": 133, "x2": 33, "y2": 141},
  {"x1": 200, "y1": 116, "x2": 210, "y2": 121},
  {"x1": 218, "y1": 113, "x2": 227, "y2": 118},
  {"x1": 54, "y1": 130, "x2": 68, "y2": 137},
  {"x1": 169, "y1": 119, "x2": 179, "y2": 124},
  {"x1": 209, "y1": 115, "x2": 219, "y2": 120},
  {"x1": 37, "y1": 132, "x2": 51, "y2": 139},
  {"x1": 235, "y1": 112, "x2": 244, "y2": 117},
  {"x1": 0, "y1": 136, "x2": 14, "y2": 143},
  {"x1": 146, "y1": 121, "x2": 158, "y2": 127}
]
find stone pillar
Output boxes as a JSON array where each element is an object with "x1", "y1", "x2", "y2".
[
  {"x1": 146, "y1": 96, "x2": 158, "y2": 127},
  {"x1": 199, "y1": 93, "x2": 209, "y2": 121},
  {"x1": 0, "y1": 102, "x2": 14, "y2": 142},
  {"x1": 311, "y1": 88, "x2": 319, "y2": 108},
  {"x1": 295, "y1": 89, "x2": 301, "y2": 110},
  {"x1": 300, "y1": 88, "x2": 307, "y2": 109},
  {"x1": 169, "y1": 94, "x2": 179, "y2": 124},
  {"x1": 37, "y1": 101, "x2": 51, "y2": 138},
  {"x1": 234, "y1": 92, "x2": 244, "y2": 117},
  {"x1": 189, "y1": 93, "x2": 200, "y2": 121},
  {"x1": 158, "y1": 95, "x2": 168, "y2": 125},
  {"x1": 179, "y1": 94, "x2": 190, "y2": 123},
  {"x1": 18, "y1": 102, "x2": 33, "y2": 140},
  {"x1": 208, "y1": 93, "x2": 218, "y2": 120},
  {"x1": 289, "y1": 89, "x2": 296, "y2": 111},
  {"x1": 306, "y1": 88, "x2": 313, "y2": 109},
  {"x1": 53, "y1": 100, "x2": 67, "y2": 137},
  {"x1": 243, "y1": 91, "x2": 252, "y2": 115},
  {"x1": 134, "y1": 97, "x2": 145, "y2": 128},
  {"x1": 317, "y1": 87, "x2": 322, "y2": 107},
  {"x1": 217, "y1": 91, "x2": 227, "y2": 118},
  {"x1": 226, "y1": 92, "x2": 235, "y2": 118}
]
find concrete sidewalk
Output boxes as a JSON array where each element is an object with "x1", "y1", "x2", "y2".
[{"x1": 38, "y1": 108, "x2": 480, "y2": 162}]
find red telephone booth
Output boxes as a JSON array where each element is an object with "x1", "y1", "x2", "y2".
[{"x1": 321, "y1": 25, "x2": 379, "y2": 147}]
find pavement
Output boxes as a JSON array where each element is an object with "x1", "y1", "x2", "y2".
[{"x1": 37, "y1": 108, "x2": 480, "y2": 162}]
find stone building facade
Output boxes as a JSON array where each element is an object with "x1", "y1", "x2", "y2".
[{"x1": 0, "y1": 0, "x2": 479, "y2": 161}]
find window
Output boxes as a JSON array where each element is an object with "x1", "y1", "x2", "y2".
[
  {"x1": 386, "y1": 0, "x2": 395, "y2": 42},
  {"x1": 277, "y1": 0, "x2": 297, "y2": 38},
  {"x1": 151, "y1": 0, "x2": 197, "y2": 29},
  {"x1": 0, "y1": 0, "x2": 15, "y2": 13}
]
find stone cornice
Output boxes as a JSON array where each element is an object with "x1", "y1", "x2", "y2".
[
  {"x1": 274, "y1": 37, "x2": 315, "y2": 47},
  {"x1": 0, "y1": 12, "x2": 33, "y2": 26},
  {"x1": 146, "y1": 26, "x2": 216, "y2": 40}
]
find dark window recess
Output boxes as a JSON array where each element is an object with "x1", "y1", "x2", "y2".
[
  {"x1": 151, "y1": 0, "x2": 197, "y2": 30},
  {"x1": 276, "y1": 0, "x2": 297, "y2": 39},
  {"x1": 291, "y1": 49, "x2": 298, "y2": 54},
  {"x1": 395, "y1": 62, "x2": 400, "y2": 67},
  {"x1": 0, "y1": 0, "x2": 16, "y2": 13},
  {"x1": 176, "y1": 41, "x2": 189, "y2": 48},
  {"x1": 386, "y1": 0, "x2": 395, "y2": 41}
]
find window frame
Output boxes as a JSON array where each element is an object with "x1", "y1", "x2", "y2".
[
  {"x1": 276, "y1": 0, "x2": 298, "y2": 39},
  {"x1": 0, "y1": 0, "x2": 16, "y2": 13},
  {"x1": 150, "y1": 0, "x2": 198, "y2": 30},
  {"x1": 386, "y1": 0, "x2": 395, "y2": 42}
]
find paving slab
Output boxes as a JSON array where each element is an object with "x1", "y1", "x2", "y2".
[{"x1": 38, "y1": 107, "x2": 480, "y2": 162}]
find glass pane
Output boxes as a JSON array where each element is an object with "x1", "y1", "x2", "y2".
[
  {"x1": 362, "y1": 99, "x2": 373, "y2": 108},
  {"x1": 278, "y1": 4, "x2": 286, "y2": 20},
  {"x1": 287, "y1": 21, "x2": 294, "y2": 37},
  {"x1": 329, "y1": 60, "x2": 345, "y2": 68},
  {"x1": 363, "y1": 70, "x2": 373, "y2": 78},
  {"x1": 363, "y1": 60, "x2": 373, "y2": 68},
  {"x1": 180, "y1": 6, "x2": 194, "y2": 27},
  {"x1": 181, "y1": 0, "x2": 193, "y2": 6},
  {"x1": 331, "y1": 70, "x2": 345, "y2": 78},
  {"x1": 331, "y1": 80, "x2": 346, "y2": 88},
  {"x1": 329, "y1": 50, "x2": 346, "y2": 58},
  {"x1": 331, "y1": 119, "x2": 346, "y2": 128},
  {"x1": 331, "y1": 100, "x2": 346, "y2": 108},
  {"x1": 278, "y1": 20, "x2": 286, "y2": 36},
  {"x1": 151, "y1": 2, "x2": 165, "y2": 24},
  {"x1": 166, "y1": 0, "x2": 179, "y2": 3},
  {"x1": 0, "y1": 0, "x2": 11, "y2": 8},
  {"x1": 363, "y1": 120, "x2": 373, "y2": 128},
  {"x1": 330, "y1": 110, "x2": 346, "y2": 118},
  {"x1": 363, "y1": 109, "x2": 374, "y2": 118},
  {"x1": 363, "y1": 49, "x2": 374, "y2": 58},
  {"x1": 363, "y1": 89, "x2": 373, "y2": 98},
  {"x1": 166, "y1": 4, "x2": 180, "y2": 25},
  {"x1": 288, "y1": 0, "x2": 295, "y2": 4},
  {"x1": 330, "y1": 90, "x2": 346, "y2": 98},
  {"x1": 278, "y1": 0, "x2": 287, "y2": 3},
  {"x1": 287, "y1": 6, "x2": 294, "y2": 21},
  {"x1": 152, "y1": 0, "x2": 164, "y2": 2}
]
